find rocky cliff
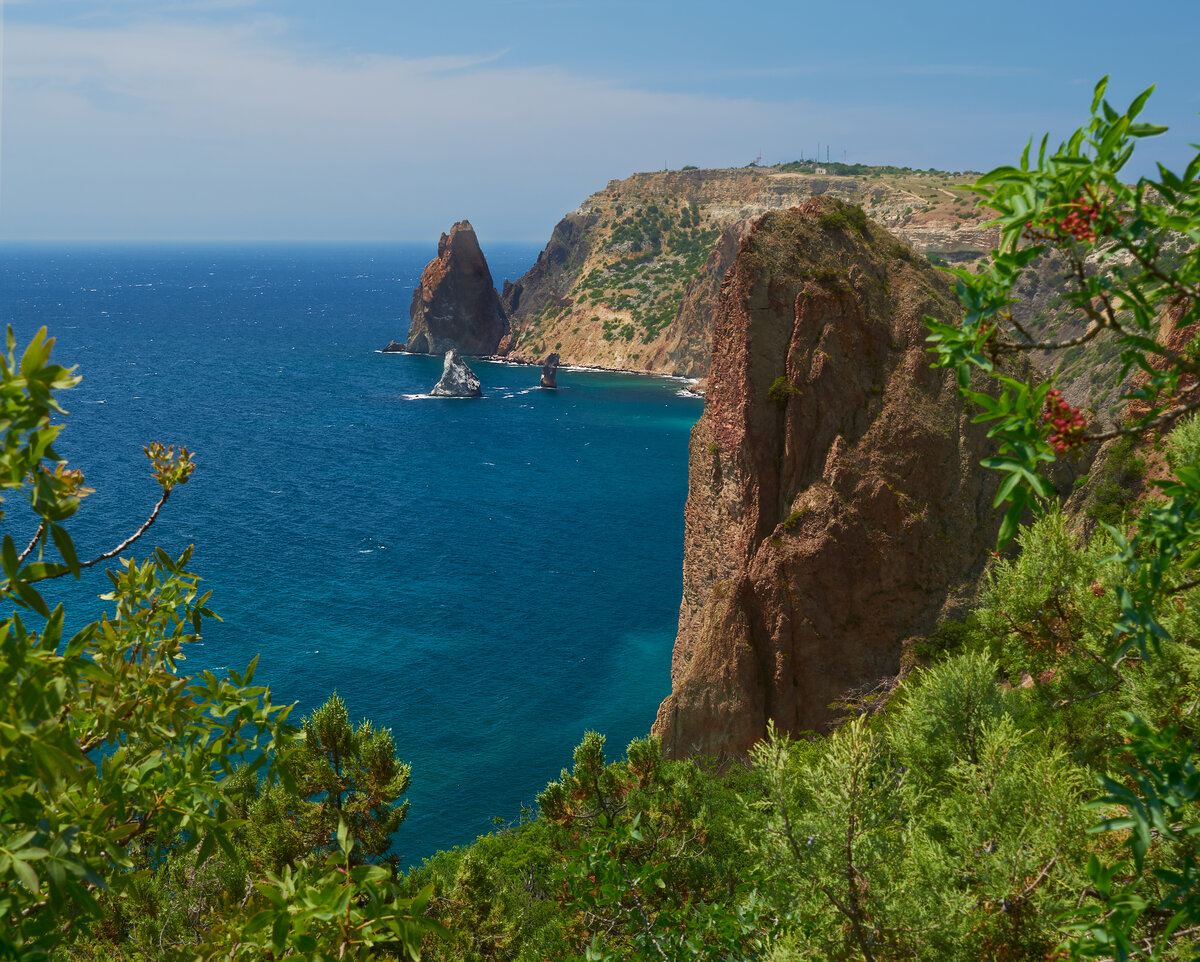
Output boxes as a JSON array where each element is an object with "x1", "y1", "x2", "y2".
[
  {"x1": 651, "y1": 198, "x2": 1002, "y2": 759},
  {"x1": 403, "y1": 220, "x2": 509, "y2": 357},
  {"x1": 497, "y1": 166, "x2": 999, "y2": 377}
]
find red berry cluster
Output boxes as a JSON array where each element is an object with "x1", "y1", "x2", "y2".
[
  {"x1": 1043, "y1": 389, "x2": 1086, "y2": 453},
  {"x1": 1023, "y1": 188, "x2": 1119, "y2": 245},
  {"x1": 1054, "y1": 195, "x2": 1103, "y2": 243}
]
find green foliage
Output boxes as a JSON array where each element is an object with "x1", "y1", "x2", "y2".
[
  {"x1": 975, "y1": 510, "x2": 1130, "y2": 711},
  {"x1": 816, "y1": 202, "x2": 870, "y2": 235},
  {"x1": 404, "y1": 816, "x2": 568, "y2": 961},
  {"x1": 0, "y1": 327, "x2": 436, "y2": 960},
  {"x1": 910, "y1": 612, "x2": 981, "y2": 663},
  {"x1": 1168, "y1": 414, "x2": 1200, "y2": 471},
  {"x1": 206, "y1": 829, "x2": 441, "y2": 962},
  {"x1": 749, "y1": 665, "x2": 1093, "y2": 962},
  {"x1": 1087, "y1": 433, "x2": 1147, "y2": 527},
  {"x1": 889, "y1": 651, "x2": 1007, "y2": 790},
  {"x1": 538, "y1": 733, "x2": 761, "y2": 961},
  {"x1": 1066, "y1": 717, "x2": 1200, "y2": 959},
  {"x1": 240, "y1": 692, "x2": 411, "y2": 873},
  {"x1": 925, "y1": 78, "x2": 1200, "y2": 959},
  {"x1": 768, "y1": 376, "x2": 799, "y2": 407},
  {"x1": 781, "y1": 507, "x2": 806, "y2": 532},
  {"x1": 750, "y1": 718, "x2": 912, "y2": 960}
]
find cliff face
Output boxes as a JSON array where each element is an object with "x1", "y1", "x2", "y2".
[
  {"x1": 497, "y1": 166, "x2": 999, "y2": 376},
  {"x1": 651, "y1": 199, "x2": 1001, "y2": 759},
  {"x1": 499, "y1": 212, "x2": 598, "y2": 331},
  {"x1": 404, "y1": 220, "x2": 509, "y2": 357}
]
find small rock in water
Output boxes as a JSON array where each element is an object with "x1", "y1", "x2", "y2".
[
  {"x1": 382, "y1": 340, "x2": 406, "y2": 353},
  {"x1": 430, "y1": 349, "x2": 482, "y2": 398},
  {"x1": 540, "y1": 352, "x2": 560, "y2": 389}
]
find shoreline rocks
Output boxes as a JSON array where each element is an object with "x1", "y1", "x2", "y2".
[{"x1": 429, "y1": 350, "x2": 483, "y2": 398}]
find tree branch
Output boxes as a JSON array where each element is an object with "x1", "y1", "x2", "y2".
[
  {"x1": 1083, "y1": 389, "x2": 1200, "y2": 443},
  {"x1": 19, "y1": 488, "x2": 173, "y2": 588},
  {"x1": 17, "y1": 522, "x2": 45, "y2": 565}
]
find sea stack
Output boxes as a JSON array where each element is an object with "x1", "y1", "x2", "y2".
[
  {"x1": 651, "y1": 198, "x2": 1003, "y2": 759},
  {"x1": 540, "y1": 353, "x2": 560, "y2": 389},
  {"x1": 401, "y1": 221, "x2": 509, "y2": 357},
  {"x1": 381, "y1": 340, "x2": 406, "y2": 353},
  {"x1": 429, "y1": 350, "x2": 483, "y2": 398}
]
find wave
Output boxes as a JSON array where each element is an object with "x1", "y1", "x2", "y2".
[{"x1": 400, "y1": 393, "x2": 483, "y2": 400}]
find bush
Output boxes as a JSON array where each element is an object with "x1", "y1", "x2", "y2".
[
  {"x1": 816, "y1": 203, "x2": 870, "y2": 235},
  {"x1": 768, "y1": 376, "x2": 797, "y2": 406}
]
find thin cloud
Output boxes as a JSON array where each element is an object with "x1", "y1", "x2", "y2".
[
  {"x1": 901, "y1": 64, "x2": 1041, "y2": 78},
  {"x1": 0, "y1": 18, "x2": 1056, "y2": 240}
]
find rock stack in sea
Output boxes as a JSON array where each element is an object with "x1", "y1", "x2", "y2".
[
  {"x1": 399, "y1": 221, "x2": 509, "y2": 357},
  {"x1": 429, "y1": 350, "x2": 483, "y2": 398},
  {"x1": 540, "y1": 353, "x2": 560, "y2": 389},
  {"x1": 652, "y1": 198, "x2": 1002, "y2": 759}
]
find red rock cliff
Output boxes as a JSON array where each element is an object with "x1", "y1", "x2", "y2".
[
  {"x1": 652, "y1": 199, "x2": 1000, "y2": 758},
  {"x1": 404, "y1": 220, "x2": 508, "y2": 356}
]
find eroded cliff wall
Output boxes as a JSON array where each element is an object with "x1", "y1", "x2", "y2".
[{"x1": 652, "y1": 199, "x2": 1001, "y2": 758}]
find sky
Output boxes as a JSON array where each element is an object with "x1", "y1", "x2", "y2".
[{"x1": 2, "y1": 0, "x2": 1198, "y2": 244}]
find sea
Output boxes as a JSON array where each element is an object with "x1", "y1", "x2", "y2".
[{"x1": 0, "y1": 242, "x2": 703, "y2": 866}]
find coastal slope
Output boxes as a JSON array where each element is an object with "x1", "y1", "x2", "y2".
[{"x1": 497, "y1": 165, "x2": 998, "y2": 376}]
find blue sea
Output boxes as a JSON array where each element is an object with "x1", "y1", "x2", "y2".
[{"x1": 0, "y1": 243, "x2": 702, "y2": 866}]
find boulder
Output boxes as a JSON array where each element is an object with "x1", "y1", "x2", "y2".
[
  {"x1": 402, "y1": 221, "x2": 509, "y2": 356},
  {"x1": 540, "y1": 353, "x2": 560, "y2": 389},
  {"x1": 429, "y1": 350, "x2": 482, "y2": 398}
]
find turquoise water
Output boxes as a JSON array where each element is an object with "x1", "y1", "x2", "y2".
[{"x1": 0, "y1": 243, "x2": 703, "y2": 865}]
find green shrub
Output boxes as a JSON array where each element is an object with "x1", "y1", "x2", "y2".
[
  {"x1": 1087, "y1": 433, "x2": 1146, "y2": 527},
  {"x1": 768, "y1": 376, "x2": 795, "y2": 406},
  {"x1": 817, "y1": 203, "x2": 870, "y2": 235}
]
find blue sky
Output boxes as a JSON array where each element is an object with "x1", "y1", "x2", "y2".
[{"x1": 3, "y1": 0, "x2": 1198, "y2": 243}]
